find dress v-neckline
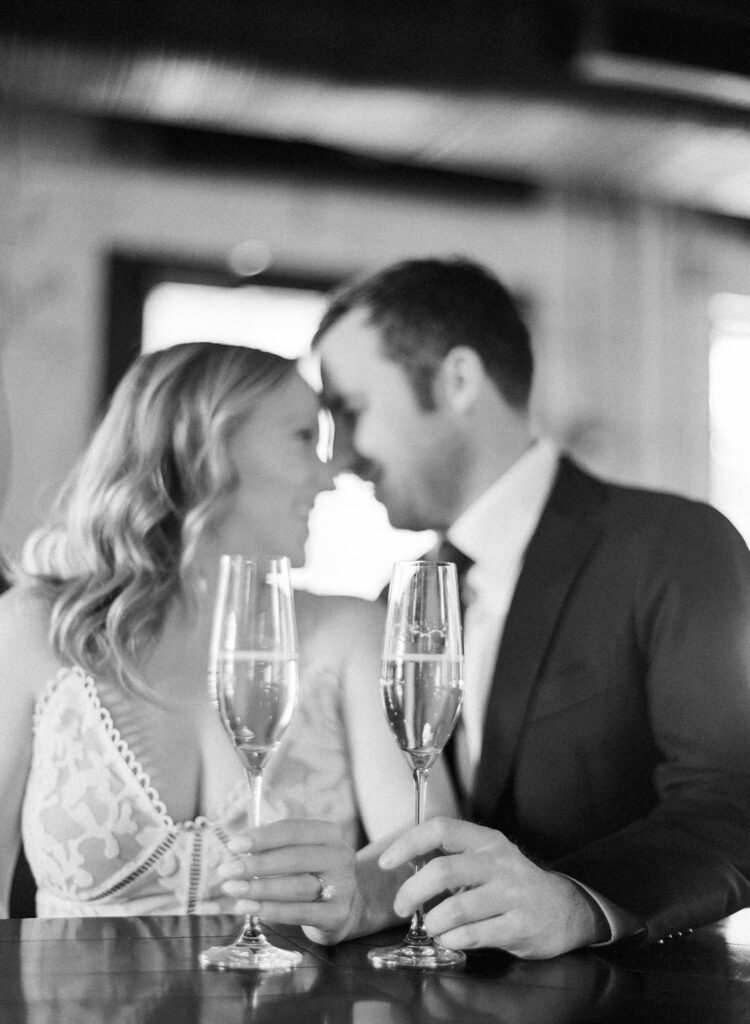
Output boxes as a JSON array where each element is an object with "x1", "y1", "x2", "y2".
[{"x1": 42, "y1": 666, "x2": 246, "y2": 830}]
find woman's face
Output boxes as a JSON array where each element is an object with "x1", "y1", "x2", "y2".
[{"x1": 210, "y1": 373, "x2": 335, "y2": 567}]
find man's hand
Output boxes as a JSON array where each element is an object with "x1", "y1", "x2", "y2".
[{"x1": 379, "y1": 817, "x2": 609, "y2": 959}]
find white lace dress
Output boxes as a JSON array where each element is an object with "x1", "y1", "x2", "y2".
[{"x1": 22, "y1": 664, "x2": 363, "y2": 917}]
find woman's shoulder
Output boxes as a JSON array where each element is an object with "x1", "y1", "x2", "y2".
[
  {"x1": 0, "y1": 585, "x2": 60, "y2": 686},
  {"x1": 295, "y1": 590, "x2": 385, "y2": 658},
  {"x1": 295, "y1": 589, "x2": 385, "y2": 628},
  {"x1": 0, "y1": 583, "x2": 50, "y2": 628}
]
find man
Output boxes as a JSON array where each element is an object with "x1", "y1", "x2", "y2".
[{"x1": 313, "y1": 256, "x2": 750, "y2": 958}]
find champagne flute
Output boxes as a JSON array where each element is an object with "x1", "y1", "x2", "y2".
[
  {"x1": 368, "y1": 560, "x2": 466, "y2": 969},
  {"x1": 200, "y1": 554, "x2": 302, "y2": 971}
]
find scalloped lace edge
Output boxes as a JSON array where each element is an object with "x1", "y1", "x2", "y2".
[{"x1": 34, "y1": 665, "x2": 216, "y2": 833}]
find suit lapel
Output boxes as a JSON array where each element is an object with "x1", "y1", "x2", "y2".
[{"x1": 471, "y1": 458, "x2": 608, "y2": 825}]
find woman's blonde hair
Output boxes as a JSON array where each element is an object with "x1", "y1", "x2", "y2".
[{"x1": 24, "y1": 342, "x2": 297, "y2": 695}]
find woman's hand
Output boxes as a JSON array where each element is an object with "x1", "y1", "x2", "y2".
[{"x1": 217, "y1": 819, "x2": 363, "y2": 945}]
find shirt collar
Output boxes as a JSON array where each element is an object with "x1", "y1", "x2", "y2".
[{"x1": 448, "y1": 439, "x2": 559, "y2": 574}]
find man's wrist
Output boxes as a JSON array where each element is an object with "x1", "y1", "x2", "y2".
[
  {"x1": 555, "y1": 872, "x2": 643, "y2": 946},
  {"x1": 559, "y1": 872, "x2": 611, "y2": 947}
]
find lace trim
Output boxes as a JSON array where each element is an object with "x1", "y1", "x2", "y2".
[
  {"x1": 214, "y1": 825, "x2": 231, "y2": 846},
  {"x1": 35, "y1": 665, "x2": 216, "y2": 833},
  {"x1": 86, "y1": 833, "x2": 180, "y2": 902},
  {"x1": 32, "y1": 670, "x2": 71, "y2": 733},
  {"x1": 187, "y1": 830, "x2": 203, "y2": 914}
]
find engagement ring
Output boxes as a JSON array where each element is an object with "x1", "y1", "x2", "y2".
[{"x1": 311, "y1": 872, "x2": 336, "y2": 903}]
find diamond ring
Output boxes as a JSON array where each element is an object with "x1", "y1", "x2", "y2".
[{"x1": 311, "y1": 872, "x2": 336, "y2": 903}]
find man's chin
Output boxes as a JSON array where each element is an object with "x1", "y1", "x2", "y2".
[
  {"x1": 374, "y1": 485, "x2": 429, "y2": 532},
  {"x1": 289, "y1": 536, "x2": 310, "y2": 569},
  {"x1": 383, "y1": 506, "x2": 424, "y2": 533}
]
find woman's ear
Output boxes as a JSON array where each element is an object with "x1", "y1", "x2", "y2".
[{"x1": 433, "y1": 347, "x2": 485, "y2": 414}]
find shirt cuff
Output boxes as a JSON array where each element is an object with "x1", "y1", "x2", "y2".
[{"x1": 557, "y1": 873, "x2": 643, "y2": 946}]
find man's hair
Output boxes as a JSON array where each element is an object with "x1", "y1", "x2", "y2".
[{"x1": 313, "y1": 256, "x2": 533, "y2": 409}]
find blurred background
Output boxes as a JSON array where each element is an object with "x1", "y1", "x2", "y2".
[{"x1": 1, "y1": 0, "x2": 749, "y2": 596}]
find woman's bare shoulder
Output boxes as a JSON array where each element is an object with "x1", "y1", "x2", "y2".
[
  {"x1": 295, "y1": 590, "x2": 385, "y2": 654},
  {"x1": 295, "y1": 589, "x2": 385, "y2": 625},
  {"x1": 0, "y1": 585, "x2": 60, "y2": 683},
  {"x1": 0, "y1": 583, "x2": 51, "y2": 629}
]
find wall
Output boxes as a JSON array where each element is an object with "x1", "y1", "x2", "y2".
[{"x1": 1, "y1": 105, "x2": 748, "y2": 575}]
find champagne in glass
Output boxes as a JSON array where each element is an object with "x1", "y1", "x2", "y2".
[
  {"x1": 368, "y1": 560, "x2": 466, "y2": 969},
  {"x1": 200, "y1": 555, "x2": 302, "y2": 971}
]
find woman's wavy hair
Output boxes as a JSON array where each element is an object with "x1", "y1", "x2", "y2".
[{"x1": 24, "y1": 342, "x2": 297, "y2": 696}]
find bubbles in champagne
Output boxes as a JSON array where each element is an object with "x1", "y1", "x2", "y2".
[
  {"x1": 381, "y1": 654, "x2": 463, "y2": 771},
  {"x1": 217, "y1": 650, "x2": 299, "y2": 773}
]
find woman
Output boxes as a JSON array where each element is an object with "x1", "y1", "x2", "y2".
[{"x1": 0, "y1": 342, "x2": 457, "y2": 942}]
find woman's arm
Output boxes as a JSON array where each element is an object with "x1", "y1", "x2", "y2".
[
  {"x1": 337, "y1": 597, "x2": 460, "y2": 843},
  {"x1": 0, "y1": 589, "x2": 49, "y2": 917},
  {"x1": 329, "y1": 596, "x2": 460, "y2": 941}
]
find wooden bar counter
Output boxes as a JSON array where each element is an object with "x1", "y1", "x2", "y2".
[{"x1": 2, "y1": 910, "x2": 750, "y2": 1022}]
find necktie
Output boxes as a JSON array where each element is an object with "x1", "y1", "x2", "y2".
[
  {"x1": 435, "y1": 539, "x2": 473, "y2": 611},
  {"x1": 435, "y1": 539, "x2": 474, "y2": 807}
]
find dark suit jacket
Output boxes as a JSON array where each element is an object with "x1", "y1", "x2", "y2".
[{"x1": 470, "y1": 457, "x2": 750, "y2": 942}]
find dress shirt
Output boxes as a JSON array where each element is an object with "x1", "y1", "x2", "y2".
[
  {"x1": 447, "y1": 438, "x2": 559, "y2": 796},
  {"x1": 446, "y1": 439, "x2": 638, "y2": 945}
]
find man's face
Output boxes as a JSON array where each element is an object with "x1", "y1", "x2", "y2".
[{"x1": 317, "y1": 308, "x2": 463, "y2": 532}]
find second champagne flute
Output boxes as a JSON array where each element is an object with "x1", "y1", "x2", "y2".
[
  {"x1": 368, "y1": 559, "x2": 466, "y2": 969},
  {"x1": 200, "y1": 554, "x2": 302, "y2": 972}
]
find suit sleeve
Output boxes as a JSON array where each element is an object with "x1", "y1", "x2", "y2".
[{"x1": 555, "y1": 501, "x2": 750, "y2": 941}]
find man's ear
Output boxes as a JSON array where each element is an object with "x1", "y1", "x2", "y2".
[{"x1": 433, "y1": 347, "x2": 485, "y2": 413}]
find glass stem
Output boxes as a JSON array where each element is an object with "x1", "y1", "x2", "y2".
[
  {"x1": 239, "y1": 769, "x2": 264, "y2": 944},
  {"x1": 407, "y1": 767, "x2": 431, "y2": 943}
]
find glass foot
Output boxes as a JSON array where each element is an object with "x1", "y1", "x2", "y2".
[
  {"x1": 368, "y1": 934, "x2": 466, "y2": 970},
  {"x1": 200, "y1": 933, "x2": 302, "y2": 972}
]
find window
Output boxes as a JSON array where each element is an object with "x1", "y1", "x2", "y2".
[{"x1": 143, "y1": 280, "x2": 328, "y2": 359}]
